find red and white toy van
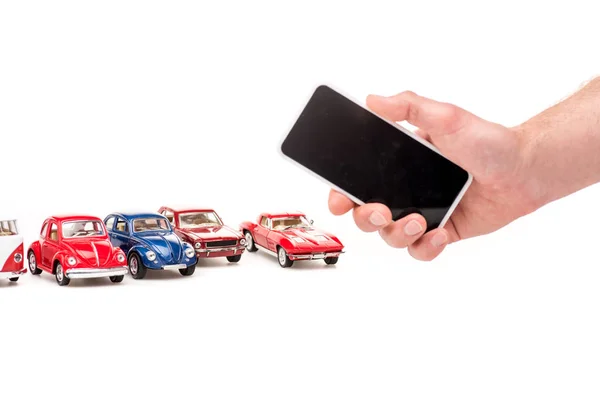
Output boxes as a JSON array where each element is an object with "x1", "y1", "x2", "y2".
[{"x1": 0, "y1": 218, "x2": 26, "y2": 282}]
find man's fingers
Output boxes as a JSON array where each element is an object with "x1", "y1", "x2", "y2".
[
  {"x1": 352, "y1": 203, "x2": 392, "y2": 232},
  {"x1": 407, "y1": 228, "x2": 450, "y2": 261},
  {"x1": 366, "y1": 91, "x2": 472, "y2": 137},
  {"x1": 328, "y1": 190, "x2": 355, "y2": 215},
  {"x1": 378, "y1": 213, "x2": 427, "y2": 248}
]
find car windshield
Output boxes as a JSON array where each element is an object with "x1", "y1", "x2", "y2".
[
  {"x1": 133, "y1": 218, "x2": 170, "y2": 233},
  {"x1": 62, "y1": 220, "x2": 105, "y2": 239},
  {"x1": 0, "y1": 220, "x2": 18, "y2": 236},
  {"x1": 179, "y1": 212, "x2": 222, "y2": 228},
  {"x1": 272, "y1": 216, "x2": 311, "y2": 231}
]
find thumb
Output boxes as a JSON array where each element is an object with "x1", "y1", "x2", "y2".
[{"x1": 366, "y1": 91, "x2": 519, "y2": 182}]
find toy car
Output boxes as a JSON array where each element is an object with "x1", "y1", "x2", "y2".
[
  {"x1": 0, "y1": 218, "x2": 26, "y2": 282},
  {"x1": 240, "y1": 212, "x2": 344, "y2": 268},
  {"x1": 27, "y1": 215, "x2": 128, "y2": 286},
  {"x1": 158, "y1": 206, "x2": 246, "y2": 263},
  {"x1": 104, "y1": 212, "x2": 197, "y2": 279}
]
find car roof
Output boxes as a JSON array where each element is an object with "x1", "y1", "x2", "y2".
[
  {"x1": 263, "y1": 211, "x2": 306, "y2": 219},
  {"x1": 109, "y1": 211, "x2": 166, "y2": 221},
  {"x1": 50, "y1": 215, "x2": 103, "y2": 222},
  {"x1": 163, "y1": 206, "x2": 216, "y2": 213}
]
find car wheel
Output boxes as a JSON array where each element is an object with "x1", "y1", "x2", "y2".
[
  {"x1": 129, "y1": 253, "x2": 147, "y2": 279},
  {"x1": 179, "y1": 264, "x2": 196, "y2": 276},
  {"x1": 9, "y1": 277, "x2": 19, "y2": 282},
  {"x1": 28, "y1": 251, "x2": 42, "y2": 275},
  {"x1": 226, "y1": 255, "x2": 242, "y2": 263},
  {"x1": 110, "y1": 275, "x2": 124, "y2": 283},
  {"x1": 277, "y1": 247, "x2": 293, "y2": 268},
  {"x1": 244, "y1": 231, "x2": 258, "y2": 252},
  {"x1": 324, "y1": 257, "x2": 339, "y2": 265},
  {"x1": 55, "y1": 263, "x2": 71, "y2": 286}
]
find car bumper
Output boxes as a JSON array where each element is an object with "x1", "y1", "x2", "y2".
[
  {"x1": 287, "y1": 251, "x2": 344, "y2": 261},
  {"x1": 196, "y1": 246, "x2": 245, "y2": 258},
  {"x1": 65, "y1": 266, "x2": 128, "y2": 279},
  {"x1": 0, "y1": 268, "x2": 26, "y2": 279}
]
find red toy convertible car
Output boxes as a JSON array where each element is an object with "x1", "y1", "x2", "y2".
[
  {"x1": 27, "y1": 215, "x2": 129, "y2": 286},
  {"x1": 240, "y1": 212, "x2": 344, "y2": 268},
  {"x1": 159, "y1": 206, "x2": 246, "y2": 263}
]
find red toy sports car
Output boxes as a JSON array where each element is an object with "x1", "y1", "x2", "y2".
[
  {"x1": 240, "y1": 212, "x2": 344, "y2": 268},
  {"x1": 27, "y1": 215, "x2": 129, "y2": 286},
  {"x1": 159, "y1": 206, "x2": 246, "y2": 263}
]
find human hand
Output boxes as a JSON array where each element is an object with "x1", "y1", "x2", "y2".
[{"x1": 329, "y1": 91, "x2": 539, "y2": 261}]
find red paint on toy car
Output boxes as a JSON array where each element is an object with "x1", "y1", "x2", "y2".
[{"x1": 158, "y1": 206, "x2": 245, "y2": 259}]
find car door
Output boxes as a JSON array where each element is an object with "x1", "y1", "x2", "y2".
[
  {"x1": 41, "y1": 221, "x2": 60, "y2": 269},
  {"x1": 109, "y1": 217, "x2": 131, "y2": 253},
  {"x1": 253, "y1": 216, "x2": 270, "y2": 248}
]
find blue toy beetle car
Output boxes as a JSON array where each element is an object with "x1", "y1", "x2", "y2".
[{"x1": 104, "y1": 212, "x2": 197, "y2": 279}]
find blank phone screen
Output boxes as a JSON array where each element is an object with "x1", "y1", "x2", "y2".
[{"x1": 280, "y1": 85, "x2": 470, "y2": 231}]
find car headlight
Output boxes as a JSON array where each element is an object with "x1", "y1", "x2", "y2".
[
  {"x1": 67, "y1": 256, "x2": 77, "y2": 266},
  {"x1": 291, "y1": 237, "x2": 305, "y2": 243},
  {"x1": 185, "y1": 248, "x2": 195, "y2": 258},
  {"x1": 194, "y1": 242, "x2": 201, "y2": 249},
  {"x1": 240, "y1": 238, "x2": 246, "y2": 246},
  {"x1": 117, "y1": 253, "x2": 125, "y2": 263},
  {"x1": 147, "y1": 251, "x2": 156, "y2": 261},
  {"x1": 14, "y1": 253, "x2": 23, "y2": 263}
]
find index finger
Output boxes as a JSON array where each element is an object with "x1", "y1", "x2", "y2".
[{"x1": 328, "y1": 190, "x2": 355, "y2": 215}]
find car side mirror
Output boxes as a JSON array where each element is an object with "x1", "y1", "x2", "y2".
[{"x1": 310, "y1": 219, "x2": 314, "y2": 225}]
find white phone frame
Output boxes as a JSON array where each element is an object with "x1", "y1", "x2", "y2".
[{"x1": 277, "y1": 83, "x2": 473, "y2": 230}]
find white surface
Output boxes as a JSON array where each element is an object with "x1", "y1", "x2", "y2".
[{"x1": 1, "y1": 1, "x2": 600, "y2": 399}]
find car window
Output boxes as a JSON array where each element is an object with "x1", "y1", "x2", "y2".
[
  {"x1": 40, "y1": 222, "x2": 48, "y2": 238},
  {"x1": 49, "y1": 223, "x2": 58, "y2": 242},
  {"x1": 105, "y1": 216, "x2": 115, "y2": 231},
  {"x1": 115, "y1": 218, "x2": 128, "y2": 233},
  {"x1": 163, "y1": 210, "x2": 174, "y2": 224},
  {"x1": 0, "y1": 220, "x2": 18, "y2": 236},
  {"x1": 260, "y1": 217, "x2": 269, "y2": 228},
  {"x1": 133, "y1": 218, "x2": 170, "y2": 232}
]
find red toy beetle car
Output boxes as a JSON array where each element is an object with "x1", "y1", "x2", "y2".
[
  {"x1": 240, "y1": 212, "x2": 344, "y2": 268},
  {"x1": 159, "y1": 206, "x2": 246, "y2": 263},
  {"x1": 27, "y1": 215, "x2": 129, "y2": 286}
]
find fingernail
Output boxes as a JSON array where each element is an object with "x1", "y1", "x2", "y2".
[
  {"x1": 404, "y1": 220, "x2": 423, "y2": 236},
  {"x1": 431, "y1": 231, "x2": 448, "y2": 247},
  {"x1": 369, "y1": 211, "x2": 388, "y2": 227}
]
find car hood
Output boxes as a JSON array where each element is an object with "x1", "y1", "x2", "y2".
[
  {"x1": 133, "y1": 231, "x2": 183, "y2": 262},
  {"x1": 63, "y1": 238, "x2": 115, "y2": 267},
  {"x1": 280, "y1": 228, "x2": 341, "y2": 247},
  {"x1": 180, "y1": 225, "x2": 241, "y2": 241}
]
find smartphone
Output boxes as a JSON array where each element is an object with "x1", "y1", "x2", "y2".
[{"x1": 279, "y1": 85, "x2": 473, "y2": 232}]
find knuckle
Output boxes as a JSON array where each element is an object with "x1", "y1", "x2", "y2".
[{"x1": 379, "y1": 230, "x2": 408, "y2": 249}]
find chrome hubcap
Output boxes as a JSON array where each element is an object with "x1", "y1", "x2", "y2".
[
  {"x1": 56, "y1": 265, "x2": 63, "y2": 281},
  {"x1": 29, "y1": 253, "x2": 36, "y2": 270},
  {"x1": 278, "y1": 248, "x2": 286, "y2": 265},
  {"x1": 130, "y1": 258, "x2": 138, "y2": 274},
  {"x1": 245, "y1": 233, "x2": 253, "y2": 249}
]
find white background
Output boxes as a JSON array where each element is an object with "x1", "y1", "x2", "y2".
[{"x1": 1, "y1": 1, "x2": 600, "y2": 399}]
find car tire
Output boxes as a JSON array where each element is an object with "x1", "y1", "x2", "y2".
[
  {"x1": 226, "y1": 255, "x2": 242, "y2": 263},
  {"x1": 324, "y1": 257, "x2": 339, "y2": 265},
  {"x1": 9, "y1": 277, "x2": 19, "y2": 282},
  {"x1": 179, "y1": 264, "x2": 196, "y2": 276},
  {"x1": 28, "y1": 251, "x2": 42, "y2": 275},
  {"x1": 129, "y1": 253, "x2": 147, "y2": 280},
  {"x1": 277, "y1": 247, "x2": 293, "y2": 268},
  {"x1": 110, "y1": 275, "x2": 124, "y2": 283},
  {"x1": 55, "y1": 263, "x2": 71, "y2": 286},
  {"x1": 244, "y1": 231, "x2": 258, "y2": 252}
]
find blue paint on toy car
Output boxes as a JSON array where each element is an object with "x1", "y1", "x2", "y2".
[{"x1": 104, "y1": 212, "x2": 197, "y2": 270}]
